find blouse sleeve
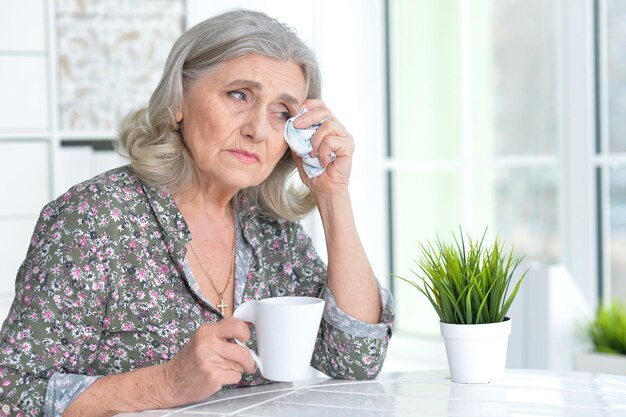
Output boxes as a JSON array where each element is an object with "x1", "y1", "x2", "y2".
[
  {"x1": 288, "y1": 222, "x2": 395, "y2": 380},
  {"x1": 44, "y1": 373, "x2": 100, "y2": 417},
  {"x1": 0, "y1": 190, "x2": 109, "y2": 416}
]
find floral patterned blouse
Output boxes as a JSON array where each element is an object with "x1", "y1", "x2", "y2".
[{"x1": 0, "y1": 167, "x2": 394, "y2": 417}]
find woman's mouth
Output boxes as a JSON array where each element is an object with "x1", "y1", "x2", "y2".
[{"x1": 229, "y1": 149, "x2": 260, "y2": 164}]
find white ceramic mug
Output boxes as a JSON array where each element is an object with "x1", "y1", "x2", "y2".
[{"x1": 233, "y1": 296, "x2": 325, "y2": 382}]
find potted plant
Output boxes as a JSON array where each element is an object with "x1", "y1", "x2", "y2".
[
  {"x1": 575, "y1": 301, "x2": 626, "y2": 375},
  {"x1": 396, "y1": 229, "x2": 527, "y2": 383}
]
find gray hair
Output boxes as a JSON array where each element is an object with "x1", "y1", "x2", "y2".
[{"x1": 117, "y1": 9, "x2": 319, "y2": 220}]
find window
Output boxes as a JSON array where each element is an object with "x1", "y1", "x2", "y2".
[
  {"x1": 598, "y1": 0, "x2": 626, "y2": 301},
  {"x1": 388, "y1": 0, "x2": 574, "y2": 335}
]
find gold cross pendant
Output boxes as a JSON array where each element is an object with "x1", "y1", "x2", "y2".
[{"x1": 217, "y1": 299, "x2": 228, "y2": 316}]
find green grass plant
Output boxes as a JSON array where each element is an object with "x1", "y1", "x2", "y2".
[
  {"x1": 588, "y1": 301, "x2": 626, "y2": 355},
  {"x1": 396, "y1": 229, "x2": 527, "y2": 325}
]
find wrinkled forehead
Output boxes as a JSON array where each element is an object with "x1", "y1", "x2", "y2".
[
  {"x1": 183, "y1": 53, "x2": 310, "y2": 99},
  {"x1": 198, "y1": 54, "x2": 308, "y2": 102}
]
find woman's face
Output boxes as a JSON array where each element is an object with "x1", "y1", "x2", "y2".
[{"x1": 176, "y1": 54, "x2": 307, "y2": 191}]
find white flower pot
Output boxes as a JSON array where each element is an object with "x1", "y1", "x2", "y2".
[{"x1": 440, "y1": 318, "x2": 512, "y2": 384}]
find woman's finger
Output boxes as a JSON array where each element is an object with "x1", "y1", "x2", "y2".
[
  {"x1": 220, "y1": 369, "x2": 246, "y2": 386},
  {"x1": 308, "y1": 121, "x2": 349, "y2": 157},
  {"x1": 316, "y1": 135, "x2": 353, "y2": 168},
  {"x1": 199, "y1": 319, "x2": 256, "y2": 373},
  {"x1": 293, "y1": 107, "x2": 335, "y2": 129},
  {"x1": 218, "y1": 340, "x2": 257, "y2": 373},
  {"x1": 212, "y1": 317, "x2": 251, "y2": 341},
  {"x1": 206, "y1": 351, "x2": 245, "y2": 374}
]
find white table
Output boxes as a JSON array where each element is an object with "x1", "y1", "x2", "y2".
[{"x1": 118, "y1": 369, "x2": 626, "y2": 416}]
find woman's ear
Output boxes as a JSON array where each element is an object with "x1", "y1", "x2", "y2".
[{"x1": 175, "y1": 109, "x2": 183, "y2": 123}]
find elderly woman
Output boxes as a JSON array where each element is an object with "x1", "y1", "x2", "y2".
[{"x1": 0, "y1": 9, "x2": 393, "y2": 417}]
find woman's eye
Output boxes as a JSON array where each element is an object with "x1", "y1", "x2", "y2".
[
  {"x1": 278, "y1": 112, "x2": 293, "y2": 121},
  {"x1": 229, "y1": 91, "x2": 247, "y2": 101}
]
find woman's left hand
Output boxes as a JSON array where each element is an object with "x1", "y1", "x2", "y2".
[{"x1": 292, "y1": 99, "x2": 354, "y2": 197}]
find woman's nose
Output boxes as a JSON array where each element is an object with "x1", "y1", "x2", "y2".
[{"x1": 241, "y1": 109, "x2": 269, "y2": 142}]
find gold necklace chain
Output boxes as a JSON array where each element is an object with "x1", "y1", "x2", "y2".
[{"x1": 188, "y1": 206, "x2": 236, "y2": 316}]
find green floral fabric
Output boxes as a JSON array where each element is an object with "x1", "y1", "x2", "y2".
[{"x1": 0, "y1": 166, "x2": 394, "y2": 416}]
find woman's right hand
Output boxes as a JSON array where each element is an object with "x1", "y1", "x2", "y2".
[
  {"x1": 63, "y1": 318, "x2": 257, "y2": 416},
  {"x1": 158, "y1": 317, "x2": 257, "y2": 407}
]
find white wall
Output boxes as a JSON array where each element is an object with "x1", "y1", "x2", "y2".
[{"x1": 0, "y1": 1, "x2": 50, "y2": 320}]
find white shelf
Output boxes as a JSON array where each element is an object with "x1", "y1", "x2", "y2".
[
  {"x1": 0, "y1": 131, "x2": 118, "y2": 143},
  {"x1": 58, "y1": 130, "x2": 118, "y2": 140},
  {"x1": 0, "y1": 132, "x2": 49, "y2": 141}
]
